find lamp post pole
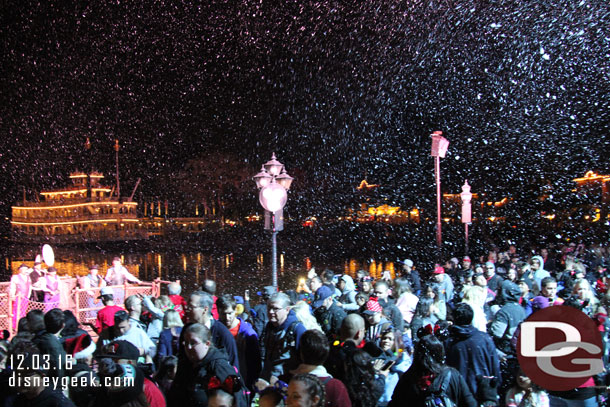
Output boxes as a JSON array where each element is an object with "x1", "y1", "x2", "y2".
[
  {"x1": 253, "y1": 153, "x2": 294, "y2": 289},
  {"x1": 431, "y1": 131, "x2": 449, "y2": 260},
  {"x1": 435, "y1": 154, "x2": 442, "y2": 249}
]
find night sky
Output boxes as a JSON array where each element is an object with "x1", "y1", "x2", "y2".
[{"x1": 1, "y1": 0, "x2": 609, "y2": 226}]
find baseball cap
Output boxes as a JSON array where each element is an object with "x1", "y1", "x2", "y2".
[
  {"x1": 401, "y1": 259, "x2": 414, "y2": 268},
  {"x1": 257, "y1": 286, "x2": 276, "y2": 298},
  {"x1": 362, "y1": 298, "x2": 383, "y2": 315},
  {"x1": 312, "y1": 286, "x2": 333, "y2": 308},
  {"x1": 433, "y1": 266, "x2": 445, "y2": 274},
  {"x1": 96, "y1": 340, "x2": 140, "y2": 361},
  {"x1": 98, "y1": 286, "x2": 114, "y2": 298},
  {"x1": 463, "y1": 256, "x2": 471, "y2": 262}
]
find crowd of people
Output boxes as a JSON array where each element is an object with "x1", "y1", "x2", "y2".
[{"x1": 1, "y1": 242, "x2": 610, "y2": 407}]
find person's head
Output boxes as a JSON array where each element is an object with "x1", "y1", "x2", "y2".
[
  {"x1": 462, "y1": 285, "x2": 487, "y2": 308},
  {"x1": 299, "y1": 329, "x2": 329, "y2": 366},
  {"x1": 156, "y1": 295, "x2": 173, "y2": 311},
  {"x1": 47, "y1": 267, "x2": 57, "y2": 275},
  {"x1": 462, "y1": 256, "x2": 472, "y2": 269},
  {"x1": 96, "y1": 340, "x2": 140, "y2": 365},
  {"x1": 287, "y1": 374, "x2": 325, "y2": 407},
  {"x1": 202, "y1": 279, "x2": 217, "y2": 295},
  {"x1": 507, "y1": 267, "x2": 517, "y2": 282},
  {"x1": 156, "y1": 355, "x2": 178, "y2": 380},
  {"x1": 516, "y1": 368, "x2": 533, "y2": 391},
  {"x1": 484, "y1": 262, "x2": 496, "y2": 278},
  {"x1": 373, "y1": 280, "x2": 390, "y2": 301},
  {"x1": 401, "y1": 259, "x2": 414, "y2": 271},
  {"x1": 530, "y1": 257, "x2": 541, "y2": 271},
  {"x1": 209, "y1": 389, "x2": 235, "y2": 407},
  {"x1": 26, "y1": 310, "x2": 45, "y2": 333},
  {"x1": 473, "y1": 273, "x2": 487, "y2": 287},
  {"x1": 124, "y1": 295, "x2": 142, "y2": 315},
  {"x1": 432, "y1": 266, "x2": 445, "y2": 283},
  {"x1": 393, "y1": 277, "x2": 412, "y2": 297},
  {"x1": 355, "y1": 292, "x2": 368, "y2": 307},
  {"x1": 424, "y1": 283, "x2": 440, "y2": 300},
  {"x1": 168, "y1": 282, "x2": 182, "y2": 296},
  {"x1": 183, "y1": 323, "x2": 212, "y2": 364},
  {"x1": 540, "y1": 277, "x2": 557, "y2": 299},
  {"x1": 517, "y1": 279, "x2": 530, "y2": 296},
  {"x1": 112, "y1": 257, "x2": 122, "y2": 268},
  {"x1": 17, "y1": 264, "x2": 30, "y2": 274},
  {"x1": 89, "y1": 265, "x2": 99, "y2": 276},
  {"x1": 187, "y1": 291, "x2": 213, "y2": 324},
  {"x1": 163, "y1": 309, "x2": 184, "y2": 329},
  {"x1": 43, "y1": 308, "x2": 65, "y2": 335},
  {"x1": 414, "y1": 297, "x2": 434, "y2": 318},
  {"x1": 309, "y1": 276, "x2": 323, "y2": 293},
  {"x1": 12, "y1": 352, "x2": 46, "y2": 398},
  {"x1": 339, "y1": 313, "x2": 365, "y2": 342},
  {"x1": 362, "y1": 298, "x2": 383, "y2": 325},
  {"x1": 573, "y1": 278, "x2": 593, "y2": 301},
  {"x1": 321, "y1": 269, "x2": 334, "y2": 285},
  {"x1": 453, "y1": 303, "x2": 474, "y2": 326},
  {"x1": 259, "y1": 388, "x2": 285, "y2": 407},
  {"x1": 413, "y1": 334, "x2": 445, "y2": 374},
  {"x1": 360, "y1": 279, "x2": 373, "y2": 294},
  {"x1": 217, "y1": 294, "x2": 238, "y2": 329},
  {"x1": 268, "y1": 292, "x2": 291, "y2": 327},
  {"x1": 379, "y1": 327, "x2": 398, "y2": 352},
  {"x1": 113, "y1": 310, "x2": 131, "y2": 335}
]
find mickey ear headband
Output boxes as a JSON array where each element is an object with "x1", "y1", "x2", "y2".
[
  {"x1": 417, "y1": 323, "x2": 441, "y2": 339},
  {"x1": 207, "y1": 375, "x2": 242, "y2": 394}
]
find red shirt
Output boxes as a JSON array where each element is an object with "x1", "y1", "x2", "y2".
[
  {"x1": 169, "y1": 295, "x2": 187, "y2": 320},
  {"x1": 95, "y1": 305, "x2": 124, "y2": 332},
  {"x1": 229, "y1": 320, "x2": 240, "y2": 338},
  {"x1": 144, "y1": 377, "x2": 166, "y2": 407}
]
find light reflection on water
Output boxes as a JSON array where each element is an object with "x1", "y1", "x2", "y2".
[{"x1": 2, "y1": 247, "x2": 398, "y2": 296}]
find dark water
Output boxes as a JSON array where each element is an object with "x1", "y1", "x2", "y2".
[{"x1": 0, "y1": 243, "x2": 398, "y2": 298}]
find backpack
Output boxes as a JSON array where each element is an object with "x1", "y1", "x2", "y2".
[{"x1": 423, "y1": 369, "x2": 456, "y2": 407}]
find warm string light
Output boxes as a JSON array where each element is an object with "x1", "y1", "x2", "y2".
[{"x1": 13, "y1": 201, "x2": 136, "y2": 210}]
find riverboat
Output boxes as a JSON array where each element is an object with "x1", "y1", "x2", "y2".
[{"x1": 11, "y1": 172, "x2": 148, "y2": 244}]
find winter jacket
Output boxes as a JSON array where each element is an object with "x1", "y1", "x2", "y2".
[
  {"x1": 314, "y1": 302, "x2": 348, "y2": 340},
  {"x1": 532, "y1": 255, "x2": 551, "y2": 293},
  {"x1": 234, "y1": 318, "x2": 261, "y2": 390},
  {"x1": 490, "y1": 281, "x2": 526, "y2": 354},
  {"x1": 436, "y1": 274, "x2": 455, "y2": 304},
  {"x1": 388, "y1": 366, "x2": 477, "y2": 407},
  {"x1": 260, "y1": 310, "x2": 306, "y2": 381},
  {"x1": 446, "y1": 324, "x2": 502, "y2": 396},
  {"x1": 167, "y1": 347, "x2": 247, "y2": 407},
  {"x1": 33, "y1": 331, "x2": 68, "y2": 379},
  {"x1": 338, "y1": 275, "x2": 359, "y2": 311},
  {"x1": 378, "y1": 298, "x2": 405, "y2": 333}
]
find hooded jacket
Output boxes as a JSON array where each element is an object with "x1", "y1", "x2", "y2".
[
  {"x1": 447, "y1": 324, "x2": 502, "y2": 396},
  {"x1": 261, "y1": 310, "x2": 306, "y2": 381},
  {"x1": 339, "y1": 275, "x2": 359, "y2": 311},
  {"x1": 235, "y1": 318, "x2": 261, "y2": 390},
  {"x1": 532, "y1": 255, "x2": 551, "y2": 293},
  {"x1": 490, "y1": 281, "x2": 526, "y2": 354},
  {"x1": 168, "y1": 347, "x2": 247, "y2": 407}
]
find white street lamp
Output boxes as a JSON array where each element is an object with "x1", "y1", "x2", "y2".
[
  {"x1": 431, "y1": 131, "x2": 449, "y2": 259},
  {"x1": 253, "y1": 153, "x2": 293, "y2": 288},
  {"x1": 460, "y1": 180, "x2": 473, "y2": 255}
]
